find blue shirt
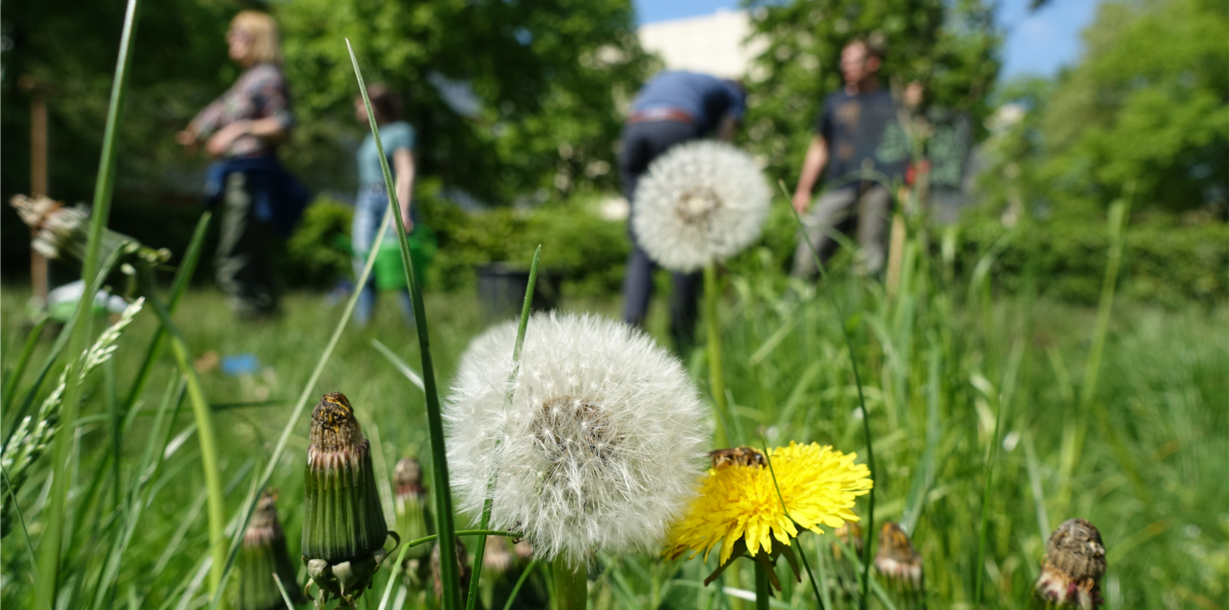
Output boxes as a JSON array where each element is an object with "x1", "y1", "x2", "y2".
[
  {"x1": 357, "y1": 121, "x2": 416, "y2": 186},
  {"x1": 631, "y1": 71, "x2": 745, "y2": 136}
]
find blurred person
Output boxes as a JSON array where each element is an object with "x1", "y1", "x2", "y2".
[
  {"x1": 176, "y1": 11, "x2": 309, "y2": 319},
  {"x1": 619, "y1": 71, "x2": 745, "y2": 352},
  {"x1": 351, "y1": 84, "x2": 417, "y2": 327},
  {"x1": 791, "y1": 36, "x2": 906, "y2": 278}
]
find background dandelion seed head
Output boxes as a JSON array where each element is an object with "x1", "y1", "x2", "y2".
[{"x1": 631, "y1": 140, "x2": 771, "y2": 272}]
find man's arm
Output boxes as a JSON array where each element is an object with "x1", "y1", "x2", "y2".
[
  {"x1": 203, "y1": 117, "x2": 290, "y2": 157},
  {"x1": 792, "y1": 135, "x2": 829, "y2": 213},
  {"x1": 393, "y1": 148, "x2": 416, "y2": 232}
]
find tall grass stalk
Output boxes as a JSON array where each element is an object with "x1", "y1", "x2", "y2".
[
  {"x1": 467, "y1": 245, "x2": 542, "y2": 610},
  {"x1": 138, "y1": 273, "x2": 227, "y2": 595},
  {"x1": 348, "y1": 38, "x2": 460, "y2": 609},
  {"x1": 704, "y1": 261, "x2": 731, "y2": 447},
  {"x1": 34, "y1": 0, "x2": 141, "y2": 604},
  {"x1": 782, "y1": 181, "x2": 877, "y2": 610},
  {"x1": 207, "y1": 124, "x2": 397, "y2": 610}
]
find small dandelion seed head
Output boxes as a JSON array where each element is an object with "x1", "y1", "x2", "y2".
[
  {"x1": 631, "y1": 140, "x2": 771, "y2": 272},
  {"x1": 445, "y1": 312, "x2": 709, "y2": 567}
]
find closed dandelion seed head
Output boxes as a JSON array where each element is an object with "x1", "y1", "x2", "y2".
[
  {"x1": 238, "y1": 489, "x2": 305, "y2": 610},
  {"x1": 874, "y1": 522, "x2": 923, "y2": 591},
  {"x1": 393, "y1": 456, "x2": 432, "y2": 561},
  {"x1": 631, "y1": 140, "x2": 772, "y2": 272},
  {"x1": 664, "y1": 441, "x2": 872, "y2": 568},
  {"x1": 445, "y1": 312, "x2": 709, "y2": 568},
  {"x1": 1036, "y1": 519, "x2": 1106, "y2": 608},
  {"x1": 431, "y1": 539, "x2": 471, "y2": 601},
  {"x1": 302, "y1": 392, "x2": 390, "y2": 607}
]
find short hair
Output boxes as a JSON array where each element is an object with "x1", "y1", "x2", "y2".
[
  {"x1": 231, "y1": 11, "x2": 282, "y2": 66},
  {"x1": 846, "y1": 33, "x2": 887, "y2": 61},
  {"x1": 359, "y1": 84, "x2": 404, "y2": 123}
]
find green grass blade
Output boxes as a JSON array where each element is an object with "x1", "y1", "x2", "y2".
[
  {"x1": 1, "y1": 316, "x2": 48, "y2": 416},
  {"x1": 704, "y1": 261, "x2": 730, "y2": 446},
  {"x1": 348, "y1": 38, "x2": 459, "y2": 610},
  {"x1": 207, "y1": 160, "x2": 395, "y2": 610},
  {"x1": 34, "y1": 0, "x2": 141, "y2": 602},
  {"x1": 377, "y1": 542, "x2": 412, "y2": 610},
  {"x1": 502, "y1": 560, "x2": 540, "y2": 610},
  {"x1": 2, "y1": 464, "x2": 39, "y2": 578},
  {"x1": 780, "y1": 179, "x2": 877, "y2": 609},
  {"x1": 123, "y1": 212, "x2": 211, "y2": 412},
  {"x1": 370, "y1": 339, "x2": 425, "y2": 391},
  {"x1": 468, "y1": 244, "x2": 541, "y2": 610},
  {"x1": 138, "y1": 273, "x2": 227, "y2": 597}
]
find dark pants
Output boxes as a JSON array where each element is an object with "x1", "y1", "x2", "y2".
[
  {"x1": 216, "y1": 171, "x2": 279, "y2": 317},
  {"x1": 619, "y1": 119, "x2": 702, "y2": 352}
]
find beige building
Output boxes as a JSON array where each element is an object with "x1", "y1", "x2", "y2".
[{"x1": 638, "y1": 9, "x2": 767, "y2": 80}]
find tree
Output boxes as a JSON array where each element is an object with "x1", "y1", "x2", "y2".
[
  {"x1": 277, "y1": 0, "x2": 655, "y2": 203},
  {"x1": 985, "y1": 0, "x2": 1228, "y2": 220}
]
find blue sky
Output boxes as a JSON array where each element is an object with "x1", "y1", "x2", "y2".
[{"x1": 632, "y1": 0, "x2": 1104, "y2": 80}]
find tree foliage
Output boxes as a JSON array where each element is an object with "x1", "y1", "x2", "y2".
[
  {"x1": 1, "y1": 0, "x2": 653, "y2": 208},
  {"x1": 982, "y1": 0, "x2": 1228, "y2": 220},
  {"x1": 740, "y1": 0, "x2": 1001, "y2": 184}
]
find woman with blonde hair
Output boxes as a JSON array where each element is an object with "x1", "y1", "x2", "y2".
[{"x1": 177, "y1": 10, "x2": 309, "y2": 319}]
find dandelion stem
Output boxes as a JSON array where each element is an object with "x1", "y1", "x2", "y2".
[
  {"x1": 550, "y1": 559, "x2": 587, "y2": 610},
  {"x1": 704, "y1": 261, "x2": 730, "y2": 447},
  {"x1": 754, "y1": 561, "x2": 771, "y2": 610}
]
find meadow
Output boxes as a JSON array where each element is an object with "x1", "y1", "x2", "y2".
[{"x1": 2, "y1": 238, "x2": 1225, "y2": 609}]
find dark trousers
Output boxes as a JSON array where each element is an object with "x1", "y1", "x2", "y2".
[
  {"x1": 619, "y1": 119, "x2": 702, "y2": 352},
  {"x1": 216, "y1": 171, "x2": 280, "y2": 317}
]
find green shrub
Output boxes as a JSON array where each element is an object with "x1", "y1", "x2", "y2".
[{"x1": 282, "y1": 196, "x2": 354, "y2": 288}]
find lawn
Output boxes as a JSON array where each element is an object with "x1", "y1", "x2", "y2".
[{"x1": 1, "y1": 275, "x2": 1225, "y2": 609}]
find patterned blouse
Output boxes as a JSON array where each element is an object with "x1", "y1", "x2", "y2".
[{"x1": 191, "y1": 62, "x2": 295, "y2": 158}]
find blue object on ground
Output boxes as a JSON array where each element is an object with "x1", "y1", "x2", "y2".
[{"x1": 221, "y1": 353, "x2": 260, "y2": 377}]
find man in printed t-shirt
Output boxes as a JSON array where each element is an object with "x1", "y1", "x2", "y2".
[{"x1": 791, "y1": 36, "x2": 908, "y2": 278}]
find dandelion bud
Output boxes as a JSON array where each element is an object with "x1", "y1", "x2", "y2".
[
  {"x1": 1035, "y1": 519, "x2": 1106, "y2": 609},
  {"x1": 393, "y1": 457, "x2": 432, "y2": 555},
  {"x1": 237, "y1": 490, "x2": 305, "y2": 610},
  {"x1": 302, "y1": 392, "x2": 391, "y2": 606},
  {"x1": 874, "y1": 522, "x2": 923, "y2": 592}
]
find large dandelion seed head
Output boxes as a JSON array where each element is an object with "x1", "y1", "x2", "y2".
[
  {"x1": 632, "y1": 140, "x2": 772, "y2": 272},
  {"x1": 664, "y1": 442, "x2": 873, "y2": 566},
  {"x1": 445, "y1": 312, "x2": 709, "y2": 567}
]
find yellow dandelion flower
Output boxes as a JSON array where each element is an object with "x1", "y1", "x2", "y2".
[{"x1": 665, "y1": 442, "x2": 873, "y2": 566}]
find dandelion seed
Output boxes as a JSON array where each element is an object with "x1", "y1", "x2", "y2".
[
  {"x1": 631, "y1": 141, "x2": 771, "y2": 272},
  {"x1": 445, "y1": 312, "x2": 709, "y2": 568},
  {"x1": 663, "y1": 441, "x2": 872, "y2": 587},
  {"x1": 1035, "y1": 518, "x2": 1106, "y2": 609}
]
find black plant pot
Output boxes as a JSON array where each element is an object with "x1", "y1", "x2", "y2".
[{"x1": 476, "y1": 263, "x2": 559, "y2": 321}]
